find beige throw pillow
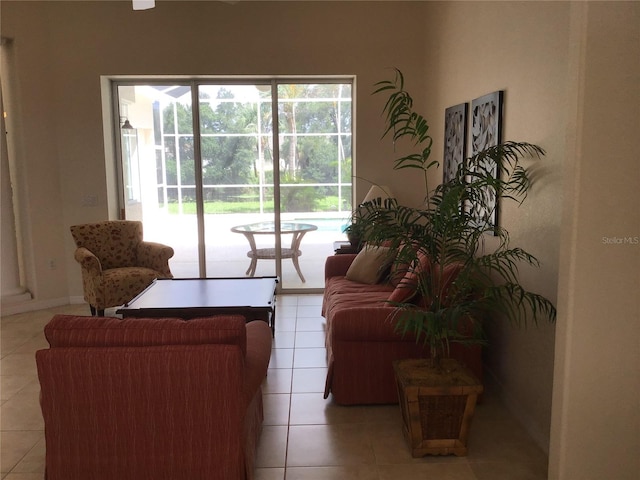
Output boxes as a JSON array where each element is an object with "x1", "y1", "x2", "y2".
[{"x1": 345, "y1": 245, "x2": 394, "y2": 285}]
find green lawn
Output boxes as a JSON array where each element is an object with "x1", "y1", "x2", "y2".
[{"x1": 166, "y1": 196, "x2": 344, "y2": 215}]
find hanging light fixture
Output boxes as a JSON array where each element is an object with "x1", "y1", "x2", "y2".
[
  {"x1": 121, "y1": 119, "x2": 134, "y2": 130},
  {"x1": 132, "y1": 0, "x2": 155, "y2": 10}
]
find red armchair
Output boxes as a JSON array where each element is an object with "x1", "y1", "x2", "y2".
[{"x1": 36, "y1": 314, "x2": 272, "y2": 480}]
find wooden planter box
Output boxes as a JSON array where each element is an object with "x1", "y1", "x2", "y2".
[{"x1": 393, "y1": 358, "x2": 483, "y2": 457}]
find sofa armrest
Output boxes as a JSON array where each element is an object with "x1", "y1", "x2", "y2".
[
  {"x1": 325, "y1": 254, "x2": 357, "y2": 281},
  {"x1": 74, "y1": 247, "x2": 102, "y2": 276},
  {"x1": 136, "y1": 241, "x2": 175, "y2": 276},
  {"x1": 242, "y1": 321, "x2": 272, "y2": 408}
]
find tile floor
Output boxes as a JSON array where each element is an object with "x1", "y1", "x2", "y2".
[{"x1": 1, "y1": 295, "x2": 548, "y2": 480}]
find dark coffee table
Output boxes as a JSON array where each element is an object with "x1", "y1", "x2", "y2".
[{"x1": 117, "y1": 277, "x2": 278, "y2": 336}]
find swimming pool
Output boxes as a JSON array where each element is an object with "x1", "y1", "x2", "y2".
[{"x1": 292, "y1": 217, "x2": 350, "y2": 233}]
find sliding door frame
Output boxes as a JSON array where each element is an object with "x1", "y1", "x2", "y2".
[{"x1": 111, "y1": 75, "x2": 355, "y2": 291}]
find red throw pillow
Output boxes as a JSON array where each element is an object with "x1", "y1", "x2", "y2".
[
  {"x1": 388, "y1": 241, "x2": 410, "y2": 287},
  {"x1": 388, "y1": 250, "x2": 430, "y2": 303},
  {"x1": 414, "y1": 262, "x2": 464, "y2": 308}
]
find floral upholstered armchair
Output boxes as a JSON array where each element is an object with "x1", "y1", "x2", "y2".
[{"x1": 70, "y1": 221, "x2": 174, "y2": 315}]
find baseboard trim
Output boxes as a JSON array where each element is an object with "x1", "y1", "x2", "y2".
[
  {"x1": 483, "y1": 366, "x2": 550, "y2": 455},
  {"x1": 1, "y1": 296, "x2": 86, "y2": 316},
  {"x1": 1, "y1": 291, "x2": 32, "y2": 305}
]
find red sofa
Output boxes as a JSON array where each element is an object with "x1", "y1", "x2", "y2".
[
  {"x1": 36, "y1": 314, "x2": 271, "y2": 480},
  {"x1": 322, "y1": 253, "x2": 483, "y2": 405}
]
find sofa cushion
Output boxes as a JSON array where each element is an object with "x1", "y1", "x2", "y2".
[
  {"x1": 345, "y1": 245, "x2": 395, "y2": 285},
  {"x1": 99, "y1": 267, "x2": 163, "y2": 308},
  {"x1": 323, "y1": 290, "x2": 393, "y2": 324},
  {"x1": 44, "y1": 314, "x2": 248, "y2": 355},
  {"x1": 323, "y1": 276, "x2": 395, "y2": 317},
  {"x1": 325, "y1": 276, "x2": 395, "y2": 297},
  {"x1": 326, "y1": 290, "x2": 392, "y2": 310}
]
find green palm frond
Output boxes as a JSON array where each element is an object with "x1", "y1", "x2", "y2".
[
  {"x1": 483, "y1": 283, "x2": 557, "y2": 327},
  {"x1": 373, "y1": 68, "x2": 435, "y2": 173},
  {"x1": 367, "y1": 69, "x2": 557, "y2": 362}
]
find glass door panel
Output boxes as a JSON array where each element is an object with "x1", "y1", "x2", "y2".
[
  {"x1": 117, "y1": 84, "x2": 200, "y2": 277},
  {"x1": 198, "y1": 84, "x2": 276, "y2": 279},
  {"x1": 276, "y1": 83, "x2": 353, "y2": 288}
]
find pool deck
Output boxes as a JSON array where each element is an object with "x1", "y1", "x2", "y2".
[{"x1": 142, "y1": 212, "x2": 349, "y2": 291}]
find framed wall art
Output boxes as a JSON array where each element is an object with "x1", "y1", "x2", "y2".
[
  {"x1": 471, "y1": 90, "x2": 503, "y2": 154},
  {"x1": 469, "y1": 90, "x2": 504, "y2": 234},
  {"x1": 443, "y1": 102, "x2": 468, "y2": 184}
]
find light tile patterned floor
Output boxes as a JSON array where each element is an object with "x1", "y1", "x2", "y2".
[{"x1": 1, "y1": 296, "x2": 548, "y2": 479}]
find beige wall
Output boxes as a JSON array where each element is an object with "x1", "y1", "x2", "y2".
[
  {"x1": 1, "y1": 1, "x2": 638, "y2": 478},
  {"x1": 420, "y1": 1, "x2": 569, "y2": 451},
  {"x1": 0, "y1": 0, "x2": 429, "y2": 302},
  {"x1": 549, "y1": 2, "x2": 639, "y2": 479}
]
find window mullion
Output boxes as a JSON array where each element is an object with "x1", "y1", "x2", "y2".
[
  {"x1": 191, "y1": 81, "x2": 206, "y2": 277},
  {"x1": 271, "y1": 80, "x2": 283, "y2": 284}
]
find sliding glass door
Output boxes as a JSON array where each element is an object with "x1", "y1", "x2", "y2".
[
  {"x1": 197, "y1": 84, "x2": 276, "y2": 282},
  {"x1": 114, "y1": 78, "x2": 352, "y2": 290}
]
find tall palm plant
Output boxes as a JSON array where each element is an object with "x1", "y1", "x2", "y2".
[{"x1": 361, "y1": 69, "x2": 556, "y2": 365}]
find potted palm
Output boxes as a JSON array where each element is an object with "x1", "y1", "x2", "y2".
[
  {"x1": 360, "y1": 69, "x2": 557, "y2": 456},
  {"x1": 342, "y1": 210, "x2": 367, "y2": 251},
  {"x1": 342, "y1": 193, "x2": 391, "y2": 251}
]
